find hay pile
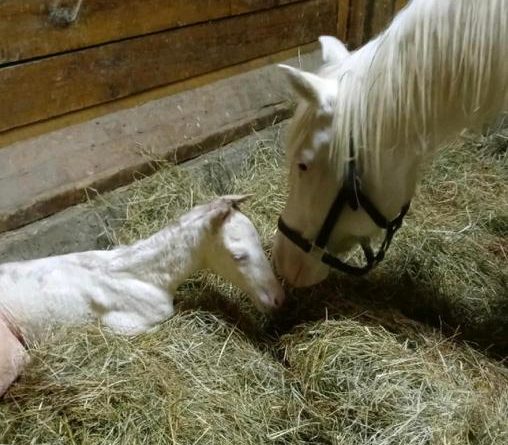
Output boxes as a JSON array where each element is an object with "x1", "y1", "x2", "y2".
[
  {"x1": 1, "y1": 316, "x2": 506, "y2": 444},
  {"x1": 1, "y1": 125, "x2": 507, "y2": 444},
  {"x1": 283, "y1": 319, "x2": 508, "y2": 444},
  {"x1": 1, "y1": 314, "x2": 295, "y2": 444}
]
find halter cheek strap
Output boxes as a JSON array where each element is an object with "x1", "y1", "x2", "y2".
[{"x1": 277, "y1": 144, "x2": 411, "y2": 276}]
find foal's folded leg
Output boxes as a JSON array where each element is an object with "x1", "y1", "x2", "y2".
[{"x1": 0, "y1": 318, "x2": 29, "y2": 397}]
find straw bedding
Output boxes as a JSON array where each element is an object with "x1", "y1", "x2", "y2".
[{"x1": 1, "y1": 123, "x2": 507, "y2": 444}]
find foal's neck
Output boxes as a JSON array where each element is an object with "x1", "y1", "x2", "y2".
[{"x1": 114, "y1": 212, "x2": 210, "y2": 292}]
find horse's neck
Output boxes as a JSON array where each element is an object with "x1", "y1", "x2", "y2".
[
  {"x1": 112, "y1": 216, "x2": 208, "y2": 291},
  {"x1": 339, "y1": 0, "x2": 507, "y2": 215}
]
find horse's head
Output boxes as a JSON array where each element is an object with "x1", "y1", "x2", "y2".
[
  {"x1": 204, "y1": 195, "x2": 285, "y2": 312},
  {"x1": 272, "y1": 36, "x2": 414, "y2": 287}
]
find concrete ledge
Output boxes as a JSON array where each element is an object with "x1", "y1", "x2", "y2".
[
  {"x1": 0, "y1": 49, "x2": 320, "y2": 233},
  {"x1": 0, "y1": 124, "x2": 284, "y2": 263}
]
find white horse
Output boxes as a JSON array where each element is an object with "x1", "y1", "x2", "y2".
[
  {"x1": 273, "y1": 0, "x2": 507, "y2": 287},
  {"x1": 0, "y1": 195, "x2": 284, "y2": 396}
]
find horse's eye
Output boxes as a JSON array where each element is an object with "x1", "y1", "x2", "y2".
[
  {"x1": 233, "y1": 253, "x2": 249, "y2": 262},
  {"x1": 298, "y1": 163, "x2": 308, "y2": 172}
]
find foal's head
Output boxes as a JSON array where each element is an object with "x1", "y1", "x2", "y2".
[{"x1": 202, "y1": 195, "x2": 284, "y2": 312}]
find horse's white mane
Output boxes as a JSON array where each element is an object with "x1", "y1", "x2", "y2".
[{"x1": 326, "y1": 0, "x2": 507, "y2": 181}]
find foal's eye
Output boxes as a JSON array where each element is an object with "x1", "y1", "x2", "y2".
[{"x1": 297, "y1": 163, "x2": 308, "y2": 172}]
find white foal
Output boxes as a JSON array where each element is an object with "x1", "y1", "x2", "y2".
[{"x1": 0, "y1": 195, "x2": 284, "y2": 397}]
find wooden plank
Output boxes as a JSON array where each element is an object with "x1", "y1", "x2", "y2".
[
  {"x1": 0, "y1": 43, "x2": 319, "y2": 150},
  {"x1": 369, "y1": 0, "x2": 395, "y2": 38},
  {"x1": 0, "y1": 0, "x2": 337, "y2": 133},
  {"x1": 394, "y1": 0, "x2": 409, "y2": 12},
  {"x1": 0, "y1": 0, "x2": 304, "y2": 64},
  {"x1": 337, "y1": 0, "x2": 351, "y2": 43},
  {"x1": 231, "y1": 0, "x2": 300, "y2": 14},
  {"x1": 0, "y1": 49, "x2": 322, "y2": 232},
  {"x1": 348, "y1": 0, "x2": 368, "y2": 48}
]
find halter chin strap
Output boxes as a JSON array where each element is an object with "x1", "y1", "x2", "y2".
[{"x1": 277, "y1": 145, "x2": 411, "y2": 276}]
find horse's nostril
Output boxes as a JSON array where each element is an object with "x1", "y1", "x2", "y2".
[{"x1": 274, "y1": 291, "x2": 285, "y2": 308}]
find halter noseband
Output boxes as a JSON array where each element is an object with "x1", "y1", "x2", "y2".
[{"x1": 277, "y1": 143, "x2": 410, "y2": 276}]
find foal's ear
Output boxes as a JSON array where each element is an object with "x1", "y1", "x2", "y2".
[
  {"x1": 208, "y1": 199, "x2": 232, "y2": 230},
  {"x1": 278, "y1": 65, "x2": 337, "y2": 111},
  {"x1": 208, "y1": 194, "x2": 252, "y2": 230},
  {"x1": 221, "y1": 194, "x2": 253, "y2": 208},
  {"x1": 319, "y1": 36, "x2": 350, "y2": 65}
]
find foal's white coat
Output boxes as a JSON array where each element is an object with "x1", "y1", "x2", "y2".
[
  {"x1": 273, "y1": 0, "x2": 507, "y2": 286},
  {"x1": 0, "y1": 196, "x2": 284, "y2": 396}
]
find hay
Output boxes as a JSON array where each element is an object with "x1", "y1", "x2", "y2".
[
  {"x1": 383, "y1": 137, "x2": 508, "y2": 347},
  {"x1": 0, "y1": 313, "x2": 299, "y2": 444},
  {"x1": 1, "y1": 124, "x2": 507, "y2": 443},
  {"x1": 2, "y1": 316, "x2": 506, "y2": 444},
  {"x1": 282, "y1": 319, "x2": 508, "y2": 444}
]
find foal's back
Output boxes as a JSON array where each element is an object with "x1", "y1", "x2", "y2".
[{"x1": 0, "y1": 248, "x2": 172, "y2": 340}]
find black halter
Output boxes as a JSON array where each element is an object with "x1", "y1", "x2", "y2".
[{"x1": 277, "y1": 143, "x2": 411, "y2": 276}]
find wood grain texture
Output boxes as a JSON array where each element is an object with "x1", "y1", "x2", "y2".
[
  {"x1": 337, "y1": 0, "x2": 351, "y2": 42},
  {"x1": 369, "y1": 0, "x2": 395, "y2": 38},
  {"x1": 0, "y1": 43, "x2": 319, "y2": 150},
  {"x1": 0, "y1": 0, "x2": 336, "y2": 133},
  {"x1": 0, "y1": 0, "x2": 303, "y2": 64},
  {"x1": 348, "y1": 0, "x2": 368, "y2": 48},
  {"x1": 231, "y1": 0, "x2": 300, "y2": 14},
  {"x1": 0, "y1": 50, "x2": 322, "y2": 232},
  {"x1": 394, "y1": 0, "x2": 409, "y2": 12}
]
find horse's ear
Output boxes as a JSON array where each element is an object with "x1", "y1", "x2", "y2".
[
  {"x1": 319, "y1": 36, "x2": 349, "y2": 65},
  {"x1": 278, "y1": 65, "x2": 336, "y2": 110}
]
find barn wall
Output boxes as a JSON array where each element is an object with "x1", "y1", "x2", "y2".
[
  {"x1": 0, "y1": 0, "x2": 408, "y2": 233},
  {"x1": 339, "y1": 0, "x2": 409, "y2": 48},
  {"x1": 0, "y1": 0, "x2": 338, "y2": 133},
  {"x1": 0, "y1": 0, "x2": 409, "y2": 138}
]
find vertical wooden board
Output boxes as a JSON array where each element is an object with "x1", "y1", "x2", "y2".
[
  {"x1": 369, "y1": 0, "x2": 395, "y2": 38},
  {"x1": 0, "y1": 0, "x2": 303, "y2": 64},
  {"x1": 348, "y1": 0, "x2": 368, "y2": 48},
  {"x1": 337, "y1": 0, "x2": 351, "y2": 43},
  {"x1": 394, "y1": 0, "x2": 409, "y2": 12},
  {"x1": 0, "y1": 0, "x2": 337, "y2": 133}
]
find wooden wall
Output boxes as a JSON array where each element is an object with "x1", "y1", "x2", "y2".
[
  {"x1": 0, "y1": 1, "x2": 410, "y2": 234},
  {"x1": 0, "y1": 0, "x2": 338, "y2": 134},
  {"x1": 0, "y1": 0, "x2": 409, "y2": 137},
  {"x1": 339, "y1": 0, "x2": 409, "y2": 48}
]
